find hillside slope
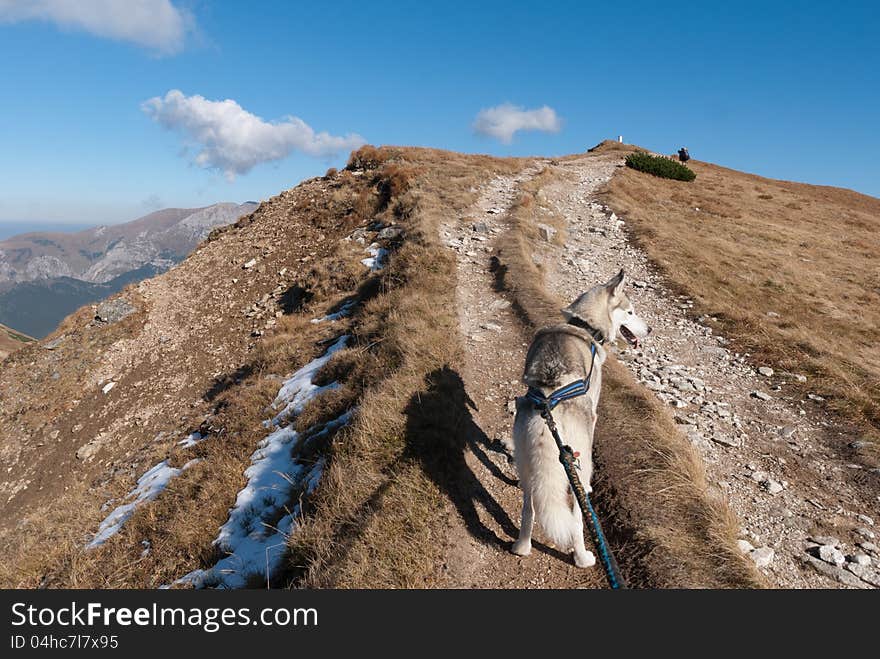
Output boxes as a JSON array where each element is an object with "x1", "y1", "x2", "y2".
[
  {"x1": 0, "y1": 322, "x2": 33, "y2": 360},
  {"x1": 0, "y1": 145, "x2": 876, "y2": 589}
]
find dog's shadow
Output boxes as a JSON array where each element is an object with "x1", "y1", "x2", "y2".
[{"x1": 403, "y1": 367, "x2": 568, "y2": 563}]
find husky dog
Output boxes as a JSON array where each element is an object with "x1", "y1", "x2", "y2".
[{"x1": 511, "y1": 270, "x2": 651, "y2": 567}]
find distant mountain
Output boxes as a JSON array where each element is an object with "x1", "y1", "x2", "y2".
[
  {"x1": 0, "y1": 321, "x2": 33, "y2": 360},
  {"x1": 0, "y1": 203, "x2": 258, "y2": 285},
  {"x1": 0, "y1": 202, "x2": 258, "y2": 338}
]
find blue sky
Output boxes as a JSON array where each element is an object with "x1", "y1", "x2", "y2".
[{"x1": 0, "y1": 1, "x2": 877, "y2": 225}]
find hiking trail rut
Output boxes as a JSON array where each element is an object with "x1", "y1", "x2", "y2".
[{"x1": 437, "y1": 163, "x2": 606, "y2": 588}]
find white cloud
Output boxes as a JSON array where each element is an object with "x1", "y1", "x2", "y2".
[
  {"x1": 473, "y1": 103, "x2": 562, "y2": 143},
  {"x1": 0, "y1": 0, "x2": 193, "y2": 55},
  {"x1": 142, "y1": 90, "x2": 367, "y2": 180}
]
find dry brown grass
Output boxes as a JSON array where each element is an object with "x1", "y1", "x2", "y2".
[
  {"x1": 495, "y1": 162, "x2": 764, "y2": 588},
  {"x1": 602, "y1": 160, "x2": 880, "y2": 462}
]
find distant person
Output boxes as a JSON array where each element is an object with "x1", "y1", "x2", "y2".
[{"x1": 678, "y1": 147, "x2": 690, "y2": 162}]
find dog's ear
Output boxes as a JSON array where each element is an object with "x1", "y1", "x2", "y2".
[{"x1": 607, "y1": 269, "x2": 625, "y2": 297}]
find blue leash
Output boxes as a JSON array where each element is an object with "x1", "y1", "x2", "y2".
[{"x1": 525, "y1": 342, "x2": 627, "y2": 589}]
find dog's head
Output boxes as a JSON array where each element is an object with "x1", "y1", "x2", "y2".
[{"x1": 562, "y1": 269, "x2": 652, "y2": 348}]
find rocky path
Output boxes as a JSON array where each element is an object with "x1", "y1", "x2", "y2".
[
  {"x1": 435, "y1": 152, "x2": 878, "y2": 589},
  {"x1": 437, "y1": 165, "x2": 606, "y2": 588},
  {"x1": 541, "y1": 156, "x2": 879, "y2": 588}
]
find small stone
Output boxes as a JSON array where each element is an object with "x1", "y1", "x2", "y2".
[
  {"x1": 95, "y1": 298, "x2": 135, "y2": 324},
  {"x1": 817, "y1": 545, "x2": 846, "y2": 566},
  {"x1": 507, "y1": 399, "x2": 517, "y2": 415},
  {"x1": 858, "y1": 541, "x2": 879, "y2": 555},
  {"x1": 845, "y1": 563, "x2": 880, "y2": 587},
  {"x1": 801, "y1": 555, "x2": 872, "y2": 588},
  {"x1": 855, "y1": 527, "x2": 876, "y2": 540},
  {"x1": 102, "y1": 381, "x2": 116, "y2": 394},
  {"x1": 632, "y1": 280, "x2": 647, "y2": 288},
  {"x1": 536, "y1": 224, "x2": 557, "y2": 242},
  {"x1": 763, "y1": 479, "x2": 784, "y2": 495},
  {"x1": 710, "y1": 434, "x2": 739, "y2": 448},
  {"x1": 857, "y1": 514, "x2": 875, "y2": 526},
  {"x1": 751, "y1": 390, "x2": 771, "y2": 401},
  {"x1": 76, "y1": 442, "x2": 100, "y2": 461},
  {"x1": 243, "y1": 258, "x2": 257, "y2": 269},
  {"x1": 750, "y1": 547, "x2": 775, "y2": 568},
  {"x1": 750, "y1": 470, "x2": 769, "y2": 483},
  {"x1": 757, "y1": 366, "x2": 774, "y2": 377},
  {"x1": 807, "y1": 393, "x2": 825, "y2": 402},
  {"x1": 737, "y1": 539, "x2": 755, "y2": 554},
  {"x1": 377, "y1": 225, "x2": 404, "y2": 240},
  {"x1": 808, "y1": 535, "x2": 841, "y2": 547},
  {"x1": 793, "y1": 374, "x2": 807, "y2": 383},
  {"x1": 472, "y1": 222, "x2": 489, "y2": 233},
  {"x1": 848, "y1": 553, "x2": 871, "y2": 566},
  {"x1": 43, "y1": 336, "x2": 65, "y2": 350},
  {"x1": 779, "y1": 425, "x2": 797, "y2": 439}
]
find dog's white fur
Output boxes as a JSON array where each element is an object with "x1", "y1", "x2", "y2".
[{"x1": 511, "y1": 270, "x2": 650, "y2": 567}]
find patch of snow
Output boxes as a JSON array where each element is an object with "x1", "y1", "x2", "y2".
[
  {"x1": 265, "y1": 335, "x2": 349, "y2": 427},
  {"x1": 310, "y1": 300, "x2": 357, "y2": 324},
  {"x1": 173, "y1": 336, "x2": 354, "y2": 589},
  {"x1": 88, "y1": 459, "x2": 201, "y2": 549},
  {"x1": 177, "y1": 432, "x2": 205, "y2": 448},
  {"x1": 361, "y1": 242, "x2": 388, "y2": 271},
  {"x1": 175, "y1": 421, "x2": 343, "y2": 590}
]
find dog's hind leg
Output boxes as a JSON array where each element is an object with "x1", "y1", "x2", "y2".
[
  {"x1": 571, "y1": 501, "x2": 596, "y2": 568},
  {"x1": 511, "y1": 489, "x2": 534, "y2": 557}
]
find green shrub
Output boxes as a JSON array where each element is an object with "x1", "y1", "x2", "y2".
[{"x1": 625, "y1": 151, "x2": 696, "y2": 182}]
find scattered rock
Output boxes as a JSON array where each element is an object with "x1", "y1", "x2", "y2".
[
  {"x1": 102, "y1": 381, "x2": 116, "y2": 395},
  {"x1": 95, "y1": 299, "x2": 135, "y2": 324},
  {"x1": 848, "y1": 553, "x2": 872, "y2": 566},
  {"x1": 858, "y1": 541, "x2": 879, "y2": 556},
  {"x1": 816, "y1": 544, "x2": 846, "y2": 566},
  {"x1": 855, "y1": 527, "x2": 876, "y2": 540},
  {"x1": 751, "y1": 390, "x2": 771, "y2": 401},
  {"x1": 800, "y1": 555, "x2": 871, "y2": 588},
  {"x1": 737, "y1": 539, "x2": 755, "y2": 554},
  {"x1": 472, "y1": 222, "x2": 489, "y2": 233},
  {"x1": 243, "y1": 258, "x2": 257, "y2": 269},
  {"x1": 709, "y1": 434, "x2": 739, "y2": 448},
  {"x1": 76, "y1": 442, "x2": 100, "y2": 461},
  {"x1": 377, "y1": 225, "x2": 404, "y2": 240},
  {"x1": 808, "y1": 535, "x2": 841, "y2": 547},
  {"x1": 536, "y1": 224, "x2": 557, "y2": 242},
  {"x1": 757, "y1": 366, "x2": 774, "y2": 377},
  {"x1": 845, "y1": 563, "x2": 880, "y2": 587},
  {"x1": 763, "y1": 479, "x2": 784, "y2": 495},
  {"x1": 43, "y1": 336, "x2": 65, "y2": 350},
  {"x1": 750, "y1": 546, "x2": 775, "y2": 568},
  {"x1": 807, "y1": 393, "x2": 825, "y2": 402},
  {"x1": 778, "y1": 425, "x2": 797, "y2": 439},
  {"x1": 857, "y1": 514, "x2": 875, "y2": 526}
]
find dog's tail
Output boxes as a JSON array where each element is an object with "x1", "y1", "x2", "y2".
[{"x1": 513, "y1": 401, "x2": 582, "y2": 551}]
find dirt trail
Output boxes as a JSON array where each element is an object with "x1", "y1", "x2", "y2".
[
  {"x1": 437, "y1": 152, "x2": 878, "y2": 589},
  {"x1": 437, "y1": 164, "x2": 606, "y2": 588},
  {"x1": 543, "y1": 156, "x2": 879, "y2": 588}
]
